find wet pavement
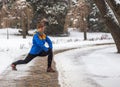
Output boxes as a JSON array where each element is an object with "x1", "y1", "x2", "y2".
[{"x1": 0, "y1": 55, "x2": 60, "y2": 87}]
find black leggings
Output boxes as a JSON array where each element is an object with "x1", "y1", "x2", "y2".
[{"x1": 12, "y1": 50, "x2": 53, "y2": 68}]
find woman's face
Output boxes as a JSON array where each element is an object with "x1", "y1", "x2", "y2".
[{"x1": 38, "y1": 26, "x2": 45, "y2": 33}]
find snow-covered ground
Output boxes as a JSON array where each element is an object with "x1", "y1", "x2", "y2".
[
  {"x1": 55, "y1": 44, "x2": 120, "y2": 87},
  {"x1": 0, "y1": 28, "x2": 117, "y2": 87}
]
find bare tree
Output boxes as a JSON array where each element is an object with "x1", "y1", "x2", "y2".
[
  {"x1": 64, "y1": 0, "x2": 72, "y2": 34},
  {"x1": 11, "y1": 1, "x2": 33, "y2": 38},
  {"x1": 0, "y1": 1, "x2": 33, "y2": 38},
  {"x1": 78, "y1": 1, "x2": 89, "y2": 40},
  {"x1": 64, "y1": 0, "x2": 89, "y2": 40}
]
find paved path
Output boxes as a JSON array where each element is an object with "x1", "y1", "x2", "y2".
[{"x1": 0, "y1": 53, "x2": 60, "y2": 87}]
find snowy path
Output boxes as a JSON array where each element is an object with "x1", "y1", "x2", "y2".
[{"x1": 55, "y1": 45, "x2": 120, "y2": 87}]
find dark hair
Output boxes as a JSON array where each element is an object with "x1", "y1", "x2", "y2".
[
  {"x1": 40, "y1": 18, "x2": 49, "y2": 26},
  {"x1": 37, "y1": 22, "x2": 44, "y2": 29}
]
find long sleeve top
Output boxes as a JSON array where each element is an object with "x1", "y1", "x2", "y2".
[{"x1": 29, "y1": 32, "x2": 53, "y2": 55}]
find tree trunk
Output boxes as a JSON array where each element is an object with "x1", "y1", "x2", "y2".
[
  {"x1": 105, "y1": 0, "x2": 120, "y2": 24},
  {"x1": 21, "y1": 12, "x2": 26, "y2": 39},
  {"x1": 84, "y1": 31, "x2": 87, "y2": 40},
  {"x1": 64, "y1": 13, "x2": 70, "y2": 34},
  {"x1": 93, "y1": 0, "x2": 120, "y2": 53}
]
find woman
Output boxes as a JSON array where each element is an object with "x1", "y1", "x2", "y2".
[{"x1": 11, "y1": 22, "x2": 55, "y2": 72}]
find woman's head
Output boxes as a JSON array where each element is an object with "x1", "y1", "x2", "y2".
[
  {"x1": 40, "y1": 18, "x2": 49, "y2": 26},
  {"x1": 37, "y1": 22, "x2": 45, "y2": 33}
]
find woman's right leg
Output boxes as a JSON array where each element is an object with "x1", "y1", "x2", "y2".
[
  {"x1": 12, "y1": 54, "x2": 37, "y2": 65},
  {"x1": 11, "y1": 54, "x2": 37, "y2": 70}
]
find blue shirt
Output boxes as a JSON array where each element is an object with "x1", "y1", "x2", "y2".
[{"x1": 29, "y1": 32, "x2": 53, "y2": 55}]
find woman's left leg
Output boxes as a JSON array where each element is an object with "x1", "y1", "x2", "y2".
[{"x1": 38, "y1": 49, "x2": 55, "y2": 72}]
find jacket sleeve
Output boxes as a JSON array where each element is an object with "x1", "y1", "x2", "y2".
[
  {"x1": 33, "y1": 34, "x2": 48, "y2": 52},
  {"x1": 46, "y1": 36, "x2": 53, "y2": 49}
]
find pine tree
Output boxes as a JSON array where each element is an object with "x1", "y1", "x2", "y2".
[
  {"x1": 86, "y1": 0, "x2": 108, "y2": 32},
  {"x1": 26, "y1": 0, "x2": 68, "y2": 35}
]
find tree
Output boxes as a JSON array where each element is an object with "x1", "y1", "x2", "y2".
[
  {"x1": 11, "y1": 0, "x2": 33, "y2": 38},
  {"x1": 64, "y1": 0, "x2": 89, "y2": 40},
  {"x1": 86, "y1": 0, "x2": 107, "y2": 32},
  {"x1": 26, "y1": 0, "x2": 68, "y2": 35},
  {"x1": 0, "y1": 0, "x2": 33, "y2": 38},
  {"x1": 79, "y1": 1, "x2": 89, "y2": 40},
  {"x1": 92, "y1": 0, "x2": 120, "y2": 53}
]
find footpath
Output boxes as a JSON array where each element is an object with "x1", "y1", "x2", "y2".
[{"x1": 0, "y1": 51, "x2": 61, "y2": 87}]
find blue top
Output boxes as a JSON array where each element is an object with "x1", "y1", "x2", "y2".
[{"x1": 29, "y1": 32, "x2": 53, "y2": 55}]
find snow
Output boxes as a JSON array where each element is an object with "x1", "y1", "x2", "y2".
[
  {"x1": 115, "y1": 0, "x2": 120, "y2": 4},
  {"x1": 72, "y1": 0, "x2": 78, "y2": 4},
  {"x1": 83, "y1": 46, "x2": 120, "y2": 87},
  {"x1": 0, "y1": 28, "x2": 118, "y2": 87},
  {"x1": 55, "y1": 45, "x2": 120, "y2": 87},
  {"x1": 105, "y1": 1, "x2": 119, "y2": 25},
  {"x1": 89, "y1": 18, "x2": 98, "y2": 22},
  {"x1": 19, "y1": 0, "x2": 26, "y2": 2}
]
